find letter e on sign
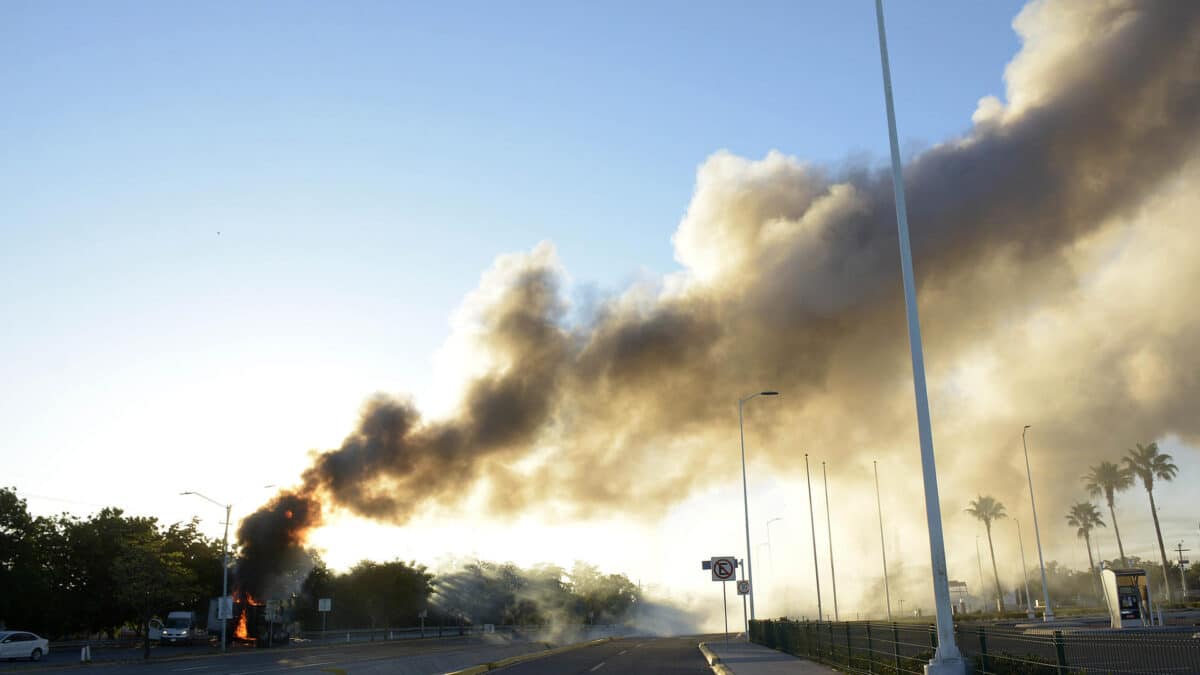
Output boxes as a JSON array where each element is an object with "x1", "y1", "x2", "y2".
[{"x1": 711, "y1": 556, "x2": 737, "y2": 581}]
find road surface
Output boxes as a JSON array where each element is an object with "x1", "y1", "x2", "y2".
[
  {"x1": 0, "y1": 635, "x2": 714, "y2": 674},
  {"x1": 0, "y1": 634, "x2": 549, "y2": 674},
  {"x1": 495, "y1": 637, "x2": 711, "y2": 674}
]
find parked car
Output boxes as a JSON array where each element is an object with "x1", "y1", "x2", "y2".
[{"x1": 0, "y1": 631, "x2": 50, "y2": 662}]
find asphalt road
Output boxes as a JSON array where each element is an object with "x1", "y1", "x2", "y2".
[
  {"x1": 495, "y1": 637, "x2": 712, "y2": 675},
  {"x1": 0, "y1": 634, "x2": 558, "y2": 675}
]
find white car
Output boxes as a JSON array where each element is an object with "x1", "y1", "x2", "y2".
[{"x1": 0, "y1": 631, "x2": 50, "y2": 662}]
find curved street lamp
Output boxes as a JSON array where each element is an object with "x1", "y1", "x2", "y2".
[
  {"x1": 738, "y1": 390, "x2": 778, "y2": 634},
  {"x1": 180, "y1": 491, "x2": 232, "y2": 652}
]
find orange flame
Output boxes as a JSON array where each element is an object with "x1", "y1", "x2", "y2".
[{"x1": 235, "y1": 611, "x2": 248, "y2": 640}]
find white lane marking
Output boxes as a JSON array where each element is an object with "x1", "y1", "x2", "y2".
[
  {"x1": 172, "y1": 667, "x2": 211, "y2": 672},
  {"x1": 228, "y1": 663, "x2": 335, "y2": 675},
  {"x1": 634, "y1": 642, "x2": 648, "y2": 648},
  {"x1": 589, "y1": 662, "x2": 606, "y2": 672},
  {"x1": 617, "y1": 650, "x2": 628, "y2": 656}
]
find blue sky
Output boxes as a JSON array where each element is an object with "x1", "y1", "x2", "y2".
[{"x1": 0, "y1": 1, "x2": 1036, "y2": 559}]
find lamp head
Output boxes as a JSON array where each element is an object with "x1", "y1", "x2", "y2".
[{"x1": 761, "y1": 391, "x2": 779, "y2": 396}]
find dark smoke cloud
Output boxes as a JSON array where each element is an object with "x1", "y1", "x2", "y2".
[
  {"x1": 235, "y1": 491, "x2": 321, "y2": 597},
  {"x1": 239, "y1": 1, "x2": 1200, "y2": 586}
]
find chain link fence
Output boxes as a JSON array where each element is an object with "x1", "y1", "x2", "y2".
[{"x1": 749, "y1": 618, "x2": 1200, "y2": 674}]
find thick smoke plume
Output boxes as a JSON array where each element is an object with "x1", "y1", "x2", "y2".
[
  {"x1": 238, "y1": 1, "x2": 1200, "y2": 596},
  {"x1": 235, "y1": 491, "x2": 321, "y2": 597}
]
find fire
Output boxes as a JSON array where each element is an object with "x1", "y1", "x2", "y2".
[
  {"x1": 232, "y1": 591, "x2": 262, "y2": 641},
  {"x1": 235, "y1": 611, "x2": 248, "y2": 640}
]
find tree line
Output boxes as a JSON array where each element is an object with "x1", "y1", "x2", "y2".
[
  {"x1": 0, "y1": 487, "x2": 642, "y2": 639},
  {"x1": 965, "y1": 441, "x2": 1194, "y2": 612}
]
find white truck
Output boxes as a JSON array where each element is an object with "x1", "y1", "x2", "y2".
[{"x1": 161, "y1": 611, "x2": 207, "y2": 645}]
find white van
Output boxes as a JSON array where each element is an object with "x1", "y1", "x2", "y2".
[{"x1": 161, "y1": 612, "x2": 206, "y2": 645}]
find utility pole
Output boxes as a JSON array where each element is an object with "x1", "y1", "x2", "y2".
[{"x1": 1176, "y1": 542, "x2": 1191, "y2": 600}]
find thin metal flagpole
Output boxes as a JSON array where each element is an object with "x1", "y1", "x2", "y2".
[
  {"x1": 805, "y1": 454, "x2": 823, "y2": 622},
  {"x1": 822, "y1": 461, "x2": 840, "y2": 621},
  {"x1": 874, "y1": 461, "x2": 893, "y2": 621}
]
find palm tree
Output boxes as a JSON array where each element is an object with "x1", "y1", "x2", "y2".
[
  {"x1": 1083, "y1": 461, "x2": 1133, "y2": 566},
  {"x1": 1066, "y1": 502, "x2": 1106, "y2": 600},
  {"x1": 966, "y1": 495, "x2": 1007, "y2": 612},
  {"x1": 1124, "y1": 442, "x2": 1179, "y2": 600}
]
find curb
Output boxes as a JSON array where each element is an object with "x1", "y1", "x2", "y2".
[
  {"x1": 697, "y1": 642, "x2": 734, "y2": 675},
  {"x1": 12, "y1": 634, "x2": 486, "y2": 672},
  {"x1": 446, "y1": 637, "x2": 615, "y2": 674}
]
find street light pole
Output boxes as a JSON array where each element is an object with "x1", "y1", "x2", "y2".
[
  {"x1": 822, "y1": 461, "x2": 839, "y2": 621},
  {"x1": 1016, "y1": 519, "x2": 1035, "y2": 619},
  {"x1": 766, "y1": 517, "x2": 784, "y2": 615},
  {"x1": 181, "y1": 491, "x2": 232, "y2": 652},
  {"x1": 1022, "y1": 425, "x2": 1055, "y2": 621},
  {"x1": 873, "y1": 461, "x2": 893, "y2": 621},
  {"x1": 766, "y1": 517, "x2": 783, "y2": 573},
  {"x1": 804, "y1": 454, "x2": 823, "y2": 622},
  {"x1": 738, "y1": 390, "x2": 778, "y2": 632},
  {"x1": 873, "y1": 1, "x2": 965, "y2": 669}
]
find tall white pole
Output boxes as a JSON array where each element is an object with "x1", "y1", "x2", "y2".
[
  {"x1": 975, "y1": 536, "x2": 986, "y2": 611},
  {"x1": 740, "y1": 559, "x2": 748, "y2": 635},
  {"x1": 738, "y1": 391, "x2": 777, "y2": 631},
  {"x1": 822, "y1": 462, "x2": 840, "y2": 621},
  {"x1": 873, "y1": 2, "x2": 964, "y2": 669},
  {"x1": 1022, "y1": 425, "x2": 1055, "y2": 620},
  {"x1": 1016, "y1": 519, "x2": 1034, "y2": 619},
  {"x1": 221, "y1": 504, "x2": 230, "y2": 652},
  {"x1": 804, "y1": 454, "x2": 823, "y2": 621},
  {"x1": 738, "y1": 397, "x2": 756, "y2": 629},
  {"x1": 873, "y1": 461, "x2": 893, "y2": 621}
]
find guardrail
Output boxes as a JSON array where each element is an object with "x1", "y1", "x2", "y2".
[
  {"x1": 749, "y1": 618, "x2": 1200, "y2": 674},
  {"x1": 294, "y1": 623, "x2": 627, "y2": 644}
]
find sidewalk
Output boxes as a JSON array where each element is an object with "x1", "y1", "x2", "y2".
[{"x1": 700, "y1": 639, "x2": 838, "y2": 675}]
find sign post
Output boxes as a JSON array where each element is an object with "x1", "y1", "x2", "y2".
[
  {"x1": 318, "y1": 598, "x2": 332, "y2": 641},
  {"x1": 710, "y1": 556, "x2": 737, "y2": 644}
]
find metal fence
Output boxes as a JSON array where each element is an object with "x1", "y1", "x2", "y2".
[{"x1": 749, "y1": 619, "x2": 1200, "y2": 674}]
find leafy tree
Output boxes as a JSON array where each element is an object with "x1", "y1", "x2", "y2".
[
  {"x1": 0, "y1": 488, "x2": 60, "y2": 632},
  {"x1": 965, "y1": 496, "x2": 1007, "y2": 612},
  {"x1": 1124, "y1": 442, "x2": 1178, "y2": 599},
  {"x1": 568, "y1": 562, "x2": 641, "y2": 624},
  {"x1": 112, "y1": 529, "x2": 191, "y2": 658},
  {"x1": 1065, "y1": 502, "x2": 1105, "y2": 599},
  {"x1": 1083, "y1": 461, "x2": 1133, "y2": 566}
]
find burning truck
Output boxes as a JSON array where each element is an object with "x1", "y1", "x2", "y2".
[{"x1": 207, "y1": 593, "x2": 296, "y2": 647}]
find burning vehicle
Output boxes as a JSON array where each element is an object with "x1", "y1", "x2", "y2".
[{"x1": 209, "y1": 593, "x2": 295, "y2": 647}]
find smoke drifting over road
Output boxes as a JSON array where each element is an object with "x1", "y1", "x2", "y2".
[{"x1": 238, "y1": 1, "x2": 1200, "y2": 597}]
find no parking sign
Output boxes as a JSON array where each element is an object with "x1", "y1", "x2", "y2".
[{"x1": 711, "y1": 556, "x2": 736, "y2": 582}]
